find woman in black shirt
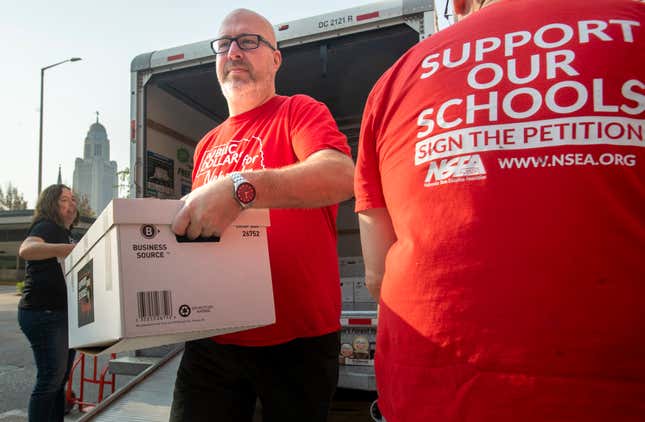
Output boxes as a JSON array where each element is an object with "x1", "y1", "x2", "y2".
[{"x1": 18, "y1": 184, "x2": 78, "y2": 422}]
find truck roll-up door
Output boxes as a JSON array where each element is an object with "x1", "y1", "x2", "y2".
[{"x1": 278, "y1": 24, "x2": 419, "y2": 156}]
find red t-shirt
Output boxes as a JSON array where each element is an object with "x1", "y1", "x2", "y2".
[
  {"x1": 355, "y1": 0, "x2": 645, "y2": 420},
  {"x1": 192, "y1": 94, "x2": 350, "y2": 346}
]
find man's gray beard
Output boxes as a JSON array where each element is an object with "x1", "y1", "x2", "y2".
[
  {"x1": 220, "y1": 78, "x2": 257, "y2": 99},
  {"x1": 220, "y1": 77, "x2": 271, "y2": 102}
]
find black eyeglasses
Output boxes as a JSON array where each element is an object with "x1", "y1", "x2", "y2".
[{"x1": 211, "y1": 34, "x2": 276, "y2": 55}]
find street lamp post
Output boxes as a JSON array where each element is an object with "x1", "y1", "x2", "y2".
[{"x1": 38, "y1": 57, "x2": 82, "y2": 195}]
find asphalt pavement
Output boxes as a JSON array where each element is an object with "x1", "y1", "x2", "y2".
[
  {"x1": 0, "y1": 285, "x2": 34, "y2": 421},
  {"x1": 0, "y1": 285, "x2": 377, "y2": 421},
  {"x1": 0, "y1": 285, "x2": 133, "y2": 422}
]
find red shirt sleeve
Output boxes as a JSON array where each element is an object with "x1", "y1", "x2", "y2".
[
  {"x1": 354, "y1": 79, "x2": 387, "y2": 212},
  {"x1": 288, "y1": 95, "x2": 351, "y2": 160}
]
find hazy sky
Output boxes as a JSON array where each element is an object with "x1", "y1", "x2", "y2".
[{"x1": 0, "y1": 0, "x2": 451, "y2": 207}]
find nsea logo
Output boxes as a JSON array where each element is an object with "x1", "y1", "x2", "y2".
[{"x1": 425, "y1": 154, "x2": 486, "y2": 186}]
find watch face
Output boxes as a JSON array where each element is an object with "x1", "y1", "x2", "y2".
[{"x1": 236, "y1": 182, "x2": 256, "y2": 204}]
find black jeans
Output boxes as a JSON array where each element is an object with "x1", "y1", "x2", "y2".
[
  {"x1": 18, "y1": 308, "x2": 76, "y2": 422},
  {"x1": 170, "y1": 331, "x2": 340, "y2": 422}
]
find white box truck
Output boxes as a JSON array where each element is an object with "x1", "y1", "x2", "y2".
[{"x1": 126, "y1": 0, "x2": 436, "y2": 395}]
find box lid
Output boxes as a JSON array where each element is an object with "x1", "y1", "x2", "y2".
[{"x1": 64, "y1": 198, "x2": 270, "y2": 276}]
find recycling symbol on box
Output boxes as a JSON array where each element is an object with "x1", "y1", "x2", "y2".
[{"x1": 179, "y1": 304, "x2": 191, "y2": 318}]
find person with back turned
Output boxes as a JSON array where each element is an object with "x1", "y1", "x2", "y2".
[{"x1": 354, "y1": 0, "x2": 645, "y2": 420}]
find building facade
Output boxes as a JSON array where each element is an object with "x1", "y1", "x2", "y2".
[
  {"x1": 0, "y1": 210, "x2": 93, "y2": 281},
  {"x1": 73, "y1": 115, "x2": 117, "y2": 215}
]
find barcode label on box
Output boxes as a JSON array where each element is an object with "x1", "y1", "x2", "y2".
[{"x1": 137, "y1": 290, "x2": 173, "y2": 320}]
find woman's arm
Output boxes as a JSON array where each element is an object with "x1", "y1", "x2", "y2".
[{"x1": 19, "y1": 237, "x2": 74, "y2": 261}]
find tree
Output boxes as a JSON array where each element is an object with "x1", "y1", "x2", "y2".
[
  {"x1": 76, "y1": 193, "x2": 96, "y2": 218},
  {"x1": 0, "y1": 183, "x2": 27, "y2": 211}
]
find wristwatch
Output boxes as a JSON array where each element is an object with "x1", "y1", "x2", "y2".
[{"x1": 230, "y1": 172, "x2": 256, "y2": 209}]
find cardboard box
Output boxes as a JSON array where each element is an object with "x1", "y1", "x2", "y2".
[
  {"x1": 340, "y1": 277, "x2": 354, "y2": 303},
  {"x1": 353, "y1": 277, "x2": 373, "y2": 303},
  {"x1": 338, "y1": 256, "x2": 364, "y2": 277},
  {"x1": 64, "y1": 198, "x2": 274, "y2": 355}
]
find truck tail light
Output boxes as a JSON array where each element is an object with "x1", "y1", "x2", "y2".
[{"x1": 341, "y1": 318, "x2": 377, "y2": 326}]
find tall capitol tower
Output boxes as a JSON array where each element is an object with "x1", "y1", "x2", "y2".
[{"x1": 73, "y1": 112, "x2": 117, "y2": 214}]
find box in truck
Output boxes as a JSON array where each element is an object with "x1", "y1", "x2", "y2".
[
  {"x1": 128, "y1": 0, "x2": 437, "y2": 391},
  {"x1": 64, "y1": 198, "x2": 274, "y2": 355}
]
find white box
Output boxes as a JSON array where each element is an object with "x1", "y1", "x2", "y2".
[
  {"x1": 352, "y1": 277, "x2": 373, "y2": 303},
  {"x1": 339, "y1": 256, "x2": 364, "y2": 277},
  {"x1": 340, "y1": 277, "x2": 354, "y2": 303},
  {"x1": 64, "y1": 198, "x2": 274, "y2": 355}
]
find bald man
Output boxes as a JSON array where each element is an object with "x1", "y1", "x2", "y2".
[{"x1": 169, "y1": 9, "x2": 354, "y2": 422}]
